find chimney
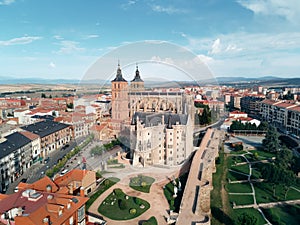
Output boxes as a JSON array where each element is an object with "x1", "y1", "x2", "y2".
[
  {"x1": 80, "y1": 187, "x2": 85, "y2": 197},
  {"x1": 69, "y1": 183, "x2": 73, "y2": 195}
]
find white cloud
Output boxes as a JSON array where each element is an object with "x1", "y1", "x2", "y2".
[
  {"x1": 55, "y1": 40, "x2": 85, "y2": 54},
  {"x1": 0, "y1": 0, "x2": 15, "y2": 5},
  {"x1": 53, "y1": 35, "x2": 64, "y2": 40},
  {"x1": 83, "y1": 34, "x2": 99, "y2": 39},
  {"x1": 209, "y1": 38, "x2": 221, "y2": 55},
  {"x1": 184, "y1": 31, "x2": 300, "y2": 77},
  {"x1": 197, "y1": 54, "x2": 214, "y2": 64},
  {"x1": 150, "y1": 56, "x2": 174, "y2": 64},
  {"x1": 187, "y1": 32, "x2": 300, "y2": 57},
  {"x1": 237, "y1": 0, "x2": 300, "y2": 23},
  {"x1": 49, "y1": 62, "x2": 56, "y2": 69},
  {"x1": 121, "y1": 0, "x2": 137, "y2": 10},
  {"x1": 150, "y1": 4, "x2": 187, "y2": 15},
  {"x1": 0, "y1": 36, "x2": 42, "y2": 46}
]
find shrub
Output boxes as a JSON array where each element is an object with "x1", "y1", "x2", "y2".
[
  {"x1": 104, "y1": 179, "x2": 110, "y2": 187},
  {"x1": 113, "y1": 188, "x2": 123, "y2": 197},
  {"x1": 134, "y1": 197, "x2": 141, "y2": 205},
  {"x1": 118, "y1": 199, "x2": 127, "y2": 210},
  {"x1": 129, "y1": 208, "x2": 136, "y2": 215}
]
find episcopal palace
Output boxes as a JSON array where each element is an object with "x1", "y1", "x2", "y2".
[{"x1": 111, "y1": 63, "x2": 195, "y2": 167}]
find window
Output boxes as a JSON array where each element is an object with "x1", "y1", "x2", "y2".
[
  {"x1": 77, "y1": 205, "x2": 85, "y2": 222},
  {"x1": 69, "y1": 216, "x2": 74, "y2": 225}
]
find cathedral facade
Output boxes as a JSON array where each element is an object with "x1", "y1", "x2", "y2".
[{"x1": 111, "y1": 63, "x2": 195, "y2": 167}]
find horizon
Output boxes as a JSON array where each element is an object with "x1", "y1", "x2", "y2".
[{"x1": 1, "y1": 1, "x2": 300, "y2": 80}]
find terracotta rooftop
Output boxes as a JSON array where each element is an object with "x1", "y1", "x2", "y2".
[
  {"x1": 230, "y1": 110, "x2": 247, "y2": 114},
  {"x1": 290, "y1": 105, "x2": 300, "y2": 112},
  {"x1": 18, "y1": 176, "x2": 59, "y2": 193},
  {"x1": 275, "y1": 102, "x2": 296, "y2": 108},
  {"x1": 20, "y1": 130, "x2": 40, "y2": 141},
  {"x1": 261, "y1": 99, "x2": 277, "y2": 105},
  {"x1": 54, "y1": 169, "x2": 92, "y2": 187}
]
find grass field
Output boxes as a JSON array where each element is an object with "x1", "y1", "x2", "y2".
[
  {"x1": 129, "y1": 175, "x2": 155, "y2": 193},
  {"x1": 250, "y1": 150, "x2": 276, "y2": 159},
  {"x1": 227, "y1": 171, "x2": 248, "y2": 182},
  {"x1": 262, "y1": 204, "x2": 300, "y2": 225},
  {"x1": 251, "y1": 167, "x2": 262, "y2": 179},
  {"x1": 226, "y1": 183, "x2": 253, "y2": 193},
  {"x1": 254, "y1": 182, "x2": 300, "y2": 204},
  {"x1": 229, "y1": 164, "x2": 250, "y2": 175},
  {"x1": 98, "y1": 188, "x2": 150, "y2": 220},
  {"x1": 163, "y1": 172, "x2": 188, "y2": 212},
  {"x1": 86, "y1": 177, "x2": 120, "y2": 210},
  {"x1": 228, "y1": 194, "x2": 254, "y2": 206}
]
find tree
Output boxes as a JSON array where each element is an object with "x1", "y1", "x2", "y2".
[
  {"x1": 260, "y1": 163, "x2": 280, "y2": 196},
  {"x1": 262, "y1": 125, "x2": 280, "y2": 152},
  {"x1": 235, "y1": 213, "x2": 257, "y2": 225},
  {"x1": 282, "y1": 170, "x2": 296, "y2": 199},
  {"x1": 258, "y1": 121, "x2": 268, "y2": 131},
  {"x1": 199, "y1": 106, "x2": 211, "y2": 125},
  {"x1": 276, "y1": 146, "x2": 293, "y2": 170},
  {"x1": 41, "y1": 93, "x2": 46, "y2": 98},
  {"x1": 118, "y1": 199, "x2": 127, "y2": 210}
]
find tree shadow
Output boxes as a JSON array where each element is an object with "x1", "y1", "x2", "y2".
[{"x1": 211, "y1": 207, "x2": 234, "y2": 225}]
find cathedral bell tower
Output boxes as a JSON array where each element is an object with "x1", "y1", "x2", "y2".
[
  {"x1": 111, "y1": 62, "x2": 129, "y2": 134},
  {"x1": 130, "y1": 64, "x2": 144, "y2": 92}
]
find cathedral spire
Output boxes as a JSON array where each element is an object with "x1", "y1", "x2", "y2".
[
  {"x1": 112, "y1": 61, "x2": 127, "y2": 82},
  {"x1": 131, "y1": 62, "x2": 143, "y2": 82}
]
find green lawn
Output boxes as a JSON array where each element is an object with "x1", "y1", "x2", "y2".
[
  {"x1": 86, "y1": 177, "x2": 120, "y2": 210},
  {"x1": 129, "y1": 175, "x2": 155, "y2": 193},
  {"x1": 140, "y1": 216, "x2": 158, "y2": 225},
  {"x1": 227, "y1": 171, "x2": 248, "y2": 182},
  {"x1": 98, "y1": 188, "x2": 150, "y2": 220},
  {"x1": 228, "y1": 194, "x2": 254, "y2": 206},
  {"x1": 250, "y1": 168, "x2": 262, "y2": 179},
  {"x1": 211, "y1": 152, "x2": 235, "y2": 225},
  {"x1": 262, "y1": 204, "x2": 300, "y2": 225},
  {"x1": 163, "y1": 173, "x2": 188, "y2": 212},
  {"x1": 250, "y1": 150, "x2": 276, "y2": 159},
  {"x1": 233, "y1": 208, "x2": 267, "y2": 225},
  {"x1": 254, "y1": 182, "x2": 300, "y2": 204},
  {"x1": 226, "y1": 183, "x2": 253, "y2": 193},
  {"x1": 230, "y1": 164, "x2": 250, "y2": 175}
]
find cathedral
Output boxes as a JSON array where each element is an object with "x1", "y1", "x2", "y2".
[{"x1": 111, "y1": 63, "x2": 195, "y2": 167}]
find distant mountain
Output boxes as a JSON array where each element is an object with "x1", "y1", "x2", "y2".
[
  {"x1": 0, "y1": 76, "x2": 80, "y2": 85},
  {"x1": 215, "y1": 76, "x2": 283, "y2": 83},
  {"x1": 0, "y1": 75, "x2": 298, "y2": 87}
]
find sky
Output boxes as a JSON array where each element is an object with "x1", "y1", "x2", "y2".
[{"x1": 0, "y1": 0, "x2": 300, "y2": 80}]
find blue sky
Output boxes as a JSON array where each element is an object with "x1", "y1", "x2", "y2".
[{"x1": 0, "y1": 0, "x2": 300, "y2": 79}]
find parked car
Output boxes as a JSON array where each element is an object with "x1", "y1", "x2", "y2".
[
  {"x1": 20, "y1": 178, "x2": 27, "y2": 183},
  {"x1": 44, "y1": 157, "x2": 50, "y2": 164},
  {"x1": 60, "y1": 169, "x2": 69, "y2": 176}
]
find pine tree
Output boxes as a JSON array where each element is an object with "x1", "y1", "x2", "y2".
[{"x1": 262, "y1": 125, "x2": 279, "y2": 152}]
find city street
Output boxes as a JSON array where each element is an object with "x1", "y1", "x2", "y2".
[{"x1": 6, "y1": 136, "x2": 87, "y2": 194}]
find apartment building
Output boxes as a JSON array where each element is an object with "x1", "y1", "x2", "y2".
[
  {"x1": 0, "y1": 132, "x2": 32, "y2": 193},
  {"x1": 240, "y1": 95, "x2": 265, "y2": 119},
  {"x1": 21, "y1": 120, "x2": 72, "y2": 158},
  {"x1": 260, "y1": 99, "x2": 300, "y2": 136}
]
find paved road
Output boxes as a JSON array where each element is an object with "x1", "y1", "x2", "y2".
[{"x1": 6, "y1": 136, "x2": 87, "y2": 194}]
